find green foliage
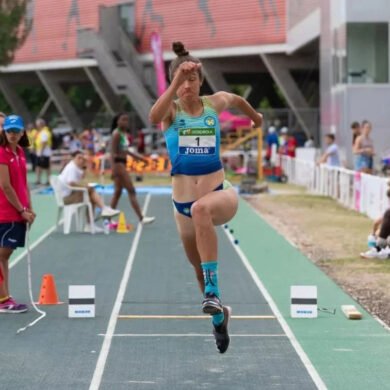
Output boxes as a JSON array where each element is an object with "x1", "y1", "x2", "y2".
[
  {"x1": 259, "y1": 97, "x2": 271, "y2": 109},
  {"x1": 0, "y1": 0, "x2": 29, "y2": 66},
  {"x1": 16, "y1": 85, "x2": 48, "y2": 114},
  {"x1": 273, "y1": 83, "x2": 287, "y2": 106},
  {"x1": 66, "y1": 85, "x2": 98, "y2": 113},
  {"x1": 0, "y1": 92, "x2": 11, "y2": 112},
  {"x1": 231, "y1": 84, "x2": 249, "y2": 97}
]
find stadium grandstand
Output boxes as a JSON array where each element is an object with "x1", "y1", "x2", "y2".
[{"x1": 0, "y1": 0, "x2": 389, "y2": 165}]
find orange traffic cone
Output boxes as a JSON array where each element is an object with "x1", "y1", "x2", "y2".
[
  {"x1": 38, "y1": 274, "x2": 60, "y2": 305},
  {"x1": 116, "y1": 212, "x2": 129, "y2": 233}
]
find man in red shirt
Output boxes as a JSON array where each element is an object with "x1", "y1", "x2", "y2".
[
  {"x1": 279, "y1": 128, "x2": 297, "y2": 157},
  {"x1": 0, "y1": 115, "x2": 35, "y2": 313}
]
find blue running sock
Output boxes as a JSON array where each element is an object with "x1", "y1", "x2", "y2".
[
  {"x1": 201, "y1": 262, "x2": 225, "y2": 326},
  {"x1": 201, "y1": 262, "x2": 220, "y2": 297},
  {"x1": 212, "y1": 312, "x2": 224, "y2": 326}
]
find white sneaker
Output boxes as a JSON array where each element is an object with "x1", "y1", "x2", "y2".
[
  {"x1": 84, "y1": 224, "x2": 104, "y2": 233},
  {"x1": 101, "y1": 206, "x2": 120, "y2": 218},
  {"x1": 360, "y1": 247, "x2": 388, "y2": 259},
  {"x1": 378, "y1": 247, "x2": 390, "y2": 260},
  {"x1": 141, "y1": 216, "x2": 155, "y2": 225}
]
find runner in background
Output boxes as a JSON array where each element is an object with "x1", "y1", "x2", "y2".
[{"x1": 109, "y1": 113, "x2": 155, "y2": 225}]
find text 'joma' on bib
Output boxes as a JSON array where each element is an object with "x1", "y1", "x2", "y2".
[{"x1": 179, "y1": 128, "x2": 216, "y2": 155}]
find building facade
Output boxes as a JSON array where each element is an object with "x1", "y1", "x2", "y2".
[
  {"x1": 321, "y1": 0, "x2": 390, "y2": 165},
  {"x1": 0, "y1": 1, "x2": 325, "y2": 148}
]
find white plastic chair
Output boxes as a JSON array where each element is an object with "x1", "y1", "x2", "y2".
[{"x1": 49, "y1": 175, "x2": 95, "y2": 234}]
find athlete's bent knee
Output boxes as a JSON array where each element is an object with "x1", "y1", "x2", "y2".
[{"x1": 191, "y1": 201, "x2": 210, "y2": 221}]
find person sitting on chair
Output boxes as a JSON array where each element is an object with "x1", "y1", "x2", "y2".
[
  {"x1": 361, "y1": 183, "x2": 390, "y2": 259},
  {"x1": 58, "y1": 150, "x2": 120, "y2": 232}
]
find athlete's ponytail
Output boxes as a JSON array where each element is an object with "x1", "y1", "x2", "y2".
[{"x1": 169, "y1": 42, "x2": 203, "y2": 82}]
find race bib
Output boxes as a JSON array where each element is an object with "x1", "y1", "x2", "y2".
[{"x1": 179, "y1": 128, "x2": 216, "y2": 155}]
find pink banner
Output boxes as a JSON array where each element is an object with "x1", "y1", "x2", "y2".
[
  {"x1": 354, "y1": 171, "x2": 361, "y2": 212},
  {"x1": 150, "y1": 32, "x2": 167, "y2": 97}
]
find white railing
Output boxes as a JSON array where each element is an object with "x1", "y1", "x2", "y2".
[{"x1": 280, "y1": 156, "x2": 389, "y2": 220}]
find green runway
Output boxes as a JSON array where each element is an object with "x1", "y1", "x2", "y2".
[
  {"x1": 228, "y1": 199, "x2": 390, "y2": 390},
  {"x1": 1, "y1": 192, "x2": 390, "y2": 389}
]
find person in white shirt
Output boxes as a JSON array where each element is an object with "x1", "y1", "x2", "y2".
[
  {"x1": 317, "y1": 134, "x2": 340, "y2": 167},
  {"x1": 304, "y1": 135, "x2": 315, "y2": 148},
  {"x1": 58, "y1": 151, "x2": 120, "y2": 232}
]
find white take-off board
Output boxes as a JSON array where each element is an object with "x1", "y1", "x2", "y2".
[
  {"x1": 290, "y1": 285, "x2": 317, "y2": 318},
  {"x1": 68, "y1": 285, "x2": 95, "y2": 318}
]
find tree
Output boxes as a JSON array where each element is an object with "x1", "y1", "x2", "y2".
[{"x1": 0, "y1": 0, "x2": 30, "y2": 66}]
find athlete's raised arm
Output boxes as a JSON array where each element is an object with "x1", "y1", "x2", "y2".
[
  {"x1": 149, "y1": 61, "x2": 202, "y2": 129},
  {"x1": 208, "y1": 91, "x2": 263, "y2": 128}
]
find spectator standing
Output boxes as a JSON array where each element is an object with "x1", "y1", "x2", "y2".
[
  {"x1": 69, "y1": 130, "x2": 82, "y2": 153},
  {"x1": 279, "y1": 128, "x2": 297, "y2": 157},
  {"x1": 304, "y1": 135, "x2": 315, "y2": 148},
  {"x1": 0, "y1": 115, "x2": 35, "y2": 313},
  {"x1": 81, "y1": 127, "x2": 98, "y2": 154},
  {"x1": 317, "y1": 134, "x2": 340, "y2": 167},
  {"x1": 137, "y1": 129, "x2": 146, "y2": 154},
  {"x1": 26, "y1": 122, "x2": 38, "y2": 173},
  {"x1": 353, "y1": 120, "x2": 375, "y2": 174},
  {"x1": 351, "y1": 121, "x2": 361, "y2": 145},
  {"x1": 265, "y1": 126, "x2": 279, "y2": 163},
  {"x1": 35, "y1": 118, "x2": 52, "y2": 185}
]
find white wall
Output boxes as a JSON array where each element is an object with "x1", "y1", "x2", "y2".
[
  {"x1": 345, "y1": 0, "x2": 390, "y2": 22},
  {"x1": 332, "y1": 84, "x2": 390, "y2": 167}
]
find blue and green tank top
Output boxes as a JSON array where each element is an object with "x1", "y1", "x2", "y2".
[{"x1": 164, "y1": 96, "x2": 222, "y2": 176}]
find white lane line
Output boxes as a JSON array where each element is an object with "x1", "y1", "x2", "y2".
[
  {"x1": 373, "y1": 315, "x2": 390, "y2": 332},
  {"x1": 118, "y1": 314, "x2": 275, "y2": 320},
  {"x1": 98, "y1": 333, "x2": 287, "y2": 338},
  {"x1": 223, "y1": 228, "x2": 327, "y2": 390},
  {"x1": 10, "y1": 223, "x2": 59, "y2": 268},
  {"x1": 89, "y1": 193, "x2": 151, "y2": 390}
]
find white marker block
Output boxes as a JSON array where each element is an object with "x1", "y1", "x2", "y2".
[
  {"x1": 68, "y1": 285, "x2": 95, "y2": 318},
  {"x1": 290, "y1": 285, "x2": 317, "y2": 318}
]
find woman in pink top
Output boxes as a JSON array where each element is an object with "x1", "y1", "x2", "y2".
[{"x1": 0, "y1": 115, "x2": 35, "y2": 313}]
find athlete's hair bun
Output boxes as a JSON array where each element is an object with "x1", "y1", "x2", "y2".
[{"x1": 172, "y1": 42, "x2": 189, "y2": 57}]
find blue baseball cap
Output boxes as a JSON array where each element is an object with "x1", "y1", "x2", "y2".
[{"x1": 3, "y1": 115, "x2": 24, "y2": 132}]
